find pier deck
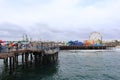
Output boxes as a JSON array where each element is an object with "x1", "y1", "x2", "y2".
[{"x1": 0, "y1": 49, "x2": 59, "y2": 74}]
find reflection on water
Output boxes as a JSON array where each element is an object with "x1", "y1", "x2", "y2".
[
  {"x1": 0, "y1": 63, "x2": 59, "y2": 80},
  {"x1": 0, "y1": 50, "x2": 120, "y2": 80}
]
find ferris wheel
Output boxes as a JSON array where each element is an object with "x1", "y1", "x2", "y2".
[{"x1": 89, "y1": 32, "x2": 102, "y2": 41}]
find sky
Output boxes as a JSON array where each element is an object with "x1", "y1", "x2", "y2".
[{"x1": 0, "y1": 0, "x2": 120, "y2": 41}]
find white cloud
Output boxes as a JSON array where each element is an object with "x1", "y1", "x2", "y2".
[
  {"x1": 0, "y1": 0, "x2": 119, "y2": 25},
  {"x1": 0, "y1": 0, "x2": 120, "y2": 40}
]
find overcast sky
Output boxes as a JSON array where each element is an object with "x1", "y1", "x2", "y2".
[{"x1": 0, "y1": 0, "x2": 120, "y2": 41}]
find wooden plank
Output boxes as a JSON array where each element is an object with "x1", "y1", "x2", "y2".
[{"x1": 0, "y1": 53, "x2": 14, "y2": 59}]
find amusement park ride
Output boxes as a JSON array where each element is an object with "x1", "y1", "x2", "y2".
[
  {"x1": 67, "y1": 31, "x2": 103, "y2": 46},
  {"x1": 60, "y1": 32, "x2": 115, "y2": 50},
  {"x1": 89, "y1": 31, "x2": 102, "y2": 45},
  {"x1": 22, "y1": 34, "x2": 32, "y2": 42}
]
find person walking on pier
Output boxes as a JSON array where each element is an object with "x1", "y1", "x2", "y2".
[
  {"x1": 15, "y1": 43, "x2": 18, "y2": 51},
  {"x1": 0, "y1": 43, "x2": 2, "y2": 53},
  {"x1": 8, "y1": 43, "x2": 12, "y2": 52}
]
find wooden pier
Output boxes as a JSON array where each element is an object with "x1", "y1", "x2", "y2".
[
  {"x1": 59, "y1": 46, "x2": 115, "y2": 50},
  {"x1": 0, "y1": 49, "x2": 58, "y2": 74},
  {"x1": 0, "y1": 44, "x2": 115, "y2": 74}
]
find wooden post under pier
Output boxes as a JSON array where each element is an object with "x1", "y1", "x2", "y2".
[
  {"x1": 9, "y1": 57, "x2": 12, "y2": 74},
  {"x1": 4, "y1": 58, "x2": 8, "y2": 67},
  {"x1": 25, "y1": 52, "x2": 29, "y2": 67},
  {"x1": 22, "y1": 53, "x2": 25, "y2": 68},
  {"x1": 30, "y1": 53, "x2": 33, "y2": 65}
]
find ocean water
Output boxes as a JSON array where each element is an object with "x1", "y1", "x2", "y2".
[{"x1": 0, "y1": 49, "x2": 120, "y2": 80}]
